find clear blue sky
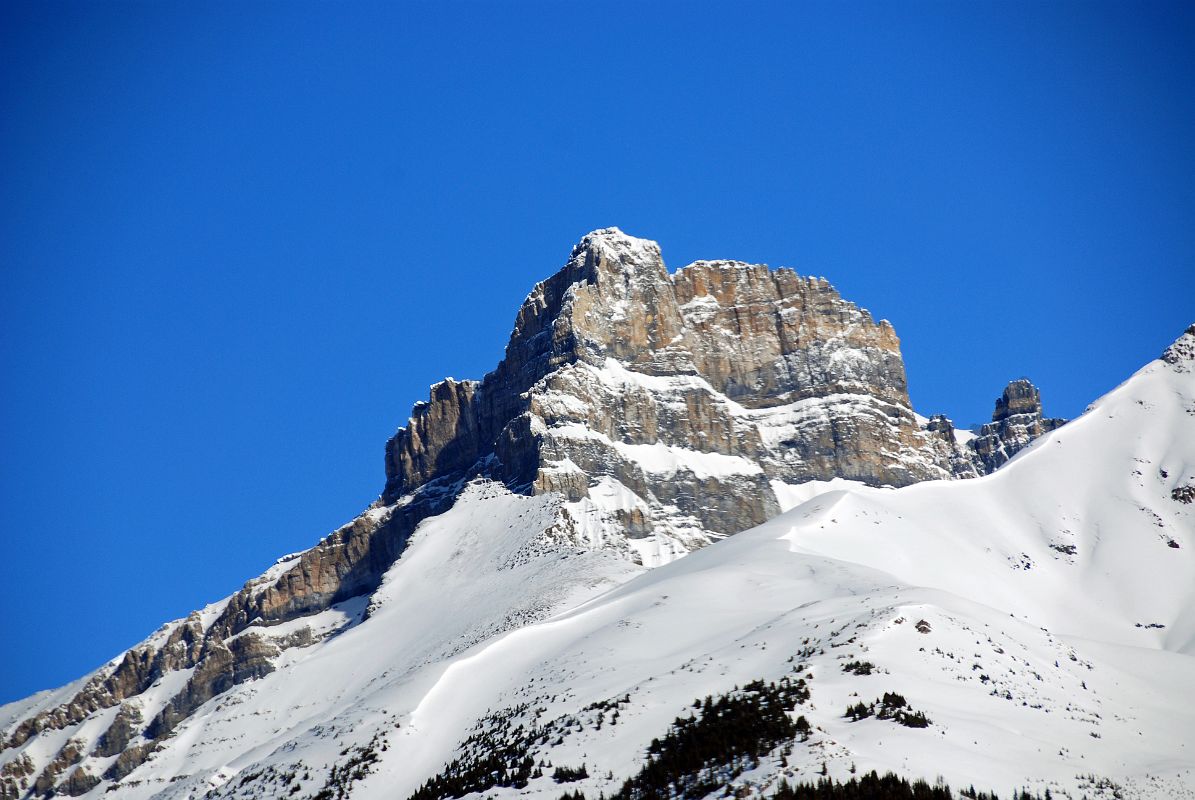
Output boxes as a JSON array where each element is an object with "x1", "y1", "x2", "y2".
[{"x1": 1, "y1": 1, "x2": 1192, "y2": 704}]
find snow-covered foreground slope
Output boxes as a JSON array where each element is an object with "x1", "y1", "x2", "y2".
[
  {"x1": 341, "y1": 339, "x2": 1192, "y2": 800},
  {"x1": 5, "y1": 332, "x2": 1195, "y2": 800}
]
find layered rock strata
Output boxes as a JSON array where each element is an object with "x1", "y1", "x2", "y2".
[{"x1": 384, "y1": 228, "x2": 963, "y2": 557}]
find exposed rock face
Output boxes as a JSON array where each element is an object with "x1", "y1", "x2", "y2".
[
  {"x1": 101, "y1": 743, "x2": 156, "y2": 783},
  {"x1": 1162, "y1": 323, "x2": 1195, "y2": 371},
  {"x1": 923, "y1": 414, "x2": 981, "y2": 479},
  {"x1": 92, "y1": 704, "x2": 141, "y2": 758},
  {"x1": 59, "y1": 767, "x2": 98, "y2": 797},
  {"x1": 0, "y1": 497, "x2": 450, "y2": 799},
  {"x1": 145, "y1": 634, "x2": 279, "y2": 740},
  {"x1": 0, "y1": 228, "x2": 1072, "y2": 797},
  {"x1": 969, "y1": 379, "x2": 1066, "y2": 473},
  {"x1": 31, "y1": 739, "x2": 83, "y2": 797},
  {"x1": 385, "y1": 229, "x2": 958, "y2": 556},
  {"x1": 0, "y1": 754, "x2": 33, "y2": 800}
]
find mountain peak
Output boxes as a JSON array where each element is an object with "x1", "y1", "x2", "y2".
[
  {"x1": 384, "y1": 229, "x2": 958, "y2": 505},
  {"x1": 570, "y1": 226, "x2": 658, "y2": 254},
  {"x1": 992, "y1": 378, "x2": 1046, "y2": 422},
  {"x1": 562, "y1": 226, "x2": 668, "y2": 293},
  {"x1": 8, "y1": 229, "x2": 1171, "y2": 800},
  {"x1": 1162, "y1": 323, "x2": 1195, "y2": 371},
  {"x1": 968, "y1": 378, "x2": 1065, "y2": 473}
]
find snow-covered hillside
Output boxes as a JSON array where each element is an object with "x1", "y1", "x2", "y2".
[{"x1": 5, "y1": 327, "x2": 1191, "y2": 800}]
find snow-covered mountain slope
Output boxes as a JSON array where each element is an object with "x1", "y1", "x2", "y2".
[
  {"x1": 308, "y1": 334, "x2": 1195, "y2": 800},
  {"x1": 6, "y1": 327, "x2": 1190, "y2": 800},
  {"x1": 10, "y1": 230, "x2": 1081, "y2": 800},
  {"x1": 774, "y1": 356, "x2": 1195, "y2": 653},
  {"x1": 0, "y1": 486, "x2": 642, "y2": 800}
]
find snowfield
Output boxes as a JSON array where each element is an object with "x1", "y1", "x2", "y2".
[{"x1": 4, "y1": 333, "x2": 1195, "y2": 800}]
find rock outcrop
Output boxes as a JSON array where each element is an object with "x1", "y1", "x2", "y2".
[
  {"x1": 59, "y1": 767, "x2": 98, "y2": 798},
  {"x1": 0, "y1": 754, "x2": 33, "y2": 800},
  {"x1": 1162, "y1": 323, "x2": 1195, "y2": 371},
  {"x1": 0, "y1": 228, "x2": 1069, "y2": 797},
  {"x1": 30, "y1": 740, "x2": 84, "y2": 798},
  {"x1": 968, "y1": 379, "x2": 1065, "y2": 473},
  {"x1": 91, "y1": 704, "x2": 141, "y2": 759},
  {"x1": 923, "y1": 414, "x2": 982, "y2": 479},
  {"x1": 144, "y1": 633, "x2": 279, "y2": 741}
]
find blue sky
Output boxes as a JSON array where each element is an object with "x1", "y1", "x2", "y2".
[{"x1": 1, "y1": 1, "x2": 1192, "y2": 704}]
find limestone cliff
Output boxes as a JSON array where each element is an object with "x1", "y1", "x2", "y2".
[{"x1": 383, "y1": 228, "x2": 958, "y2": 559}]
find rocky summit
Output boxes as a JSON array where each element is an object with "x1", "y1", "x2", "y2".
[
  {"x1": 384, "y1": 227, "x2": 1054, "y2": 559},
  {"x1": 1, "y1": 229, "x2": 1072, "y2": 800},
  {"x1": 969, "y1": 379, "x2": 1067, "y2": 474}
]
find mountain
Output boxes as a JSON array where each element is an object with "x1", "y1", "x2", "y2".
[{"x1": 3, "y1": 230, "x2": 1190, "y2": 800}]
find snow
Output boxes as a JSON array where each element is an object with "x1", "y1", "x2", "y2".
[
  {"x1": 770, "y1": 357, "x2": 1195, "y2": 650},
  {"x1": 915, "y1": 412, "x2": 977, "y2": 446},
  {"x1": 6, "y1": 343, "x2": 1195, "y2": 800},
  {"x1": 549, "y1": 422, "x2": 764, "y2": 479},
  {"x1": 615, "y1": 440, "x2": 764, "y2": 478},
  {"x1": 770, "y1": 478, "x2": 876, "y2": 513},
  {"x1": 226, "y1": 596, "x2": 367, "y2": 647},
  {"x1": 363, "y1": 351, "x2": 1195, "y2": 797},
  {"x1": 559, "y1": 476, "x2": 696, "y2": 568},
  {"x1": 28, "y1": 482, "x2": 638, "y2": 800},
  {"x1": 739, "y1": 392, "x2": 915, "y2": 451},
  {"x1": 678, "y1": 294, "x2": 722, "y2": 324},
  {"x1": 593, "y1": 356, "x2": 725, "y2": 397}
]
